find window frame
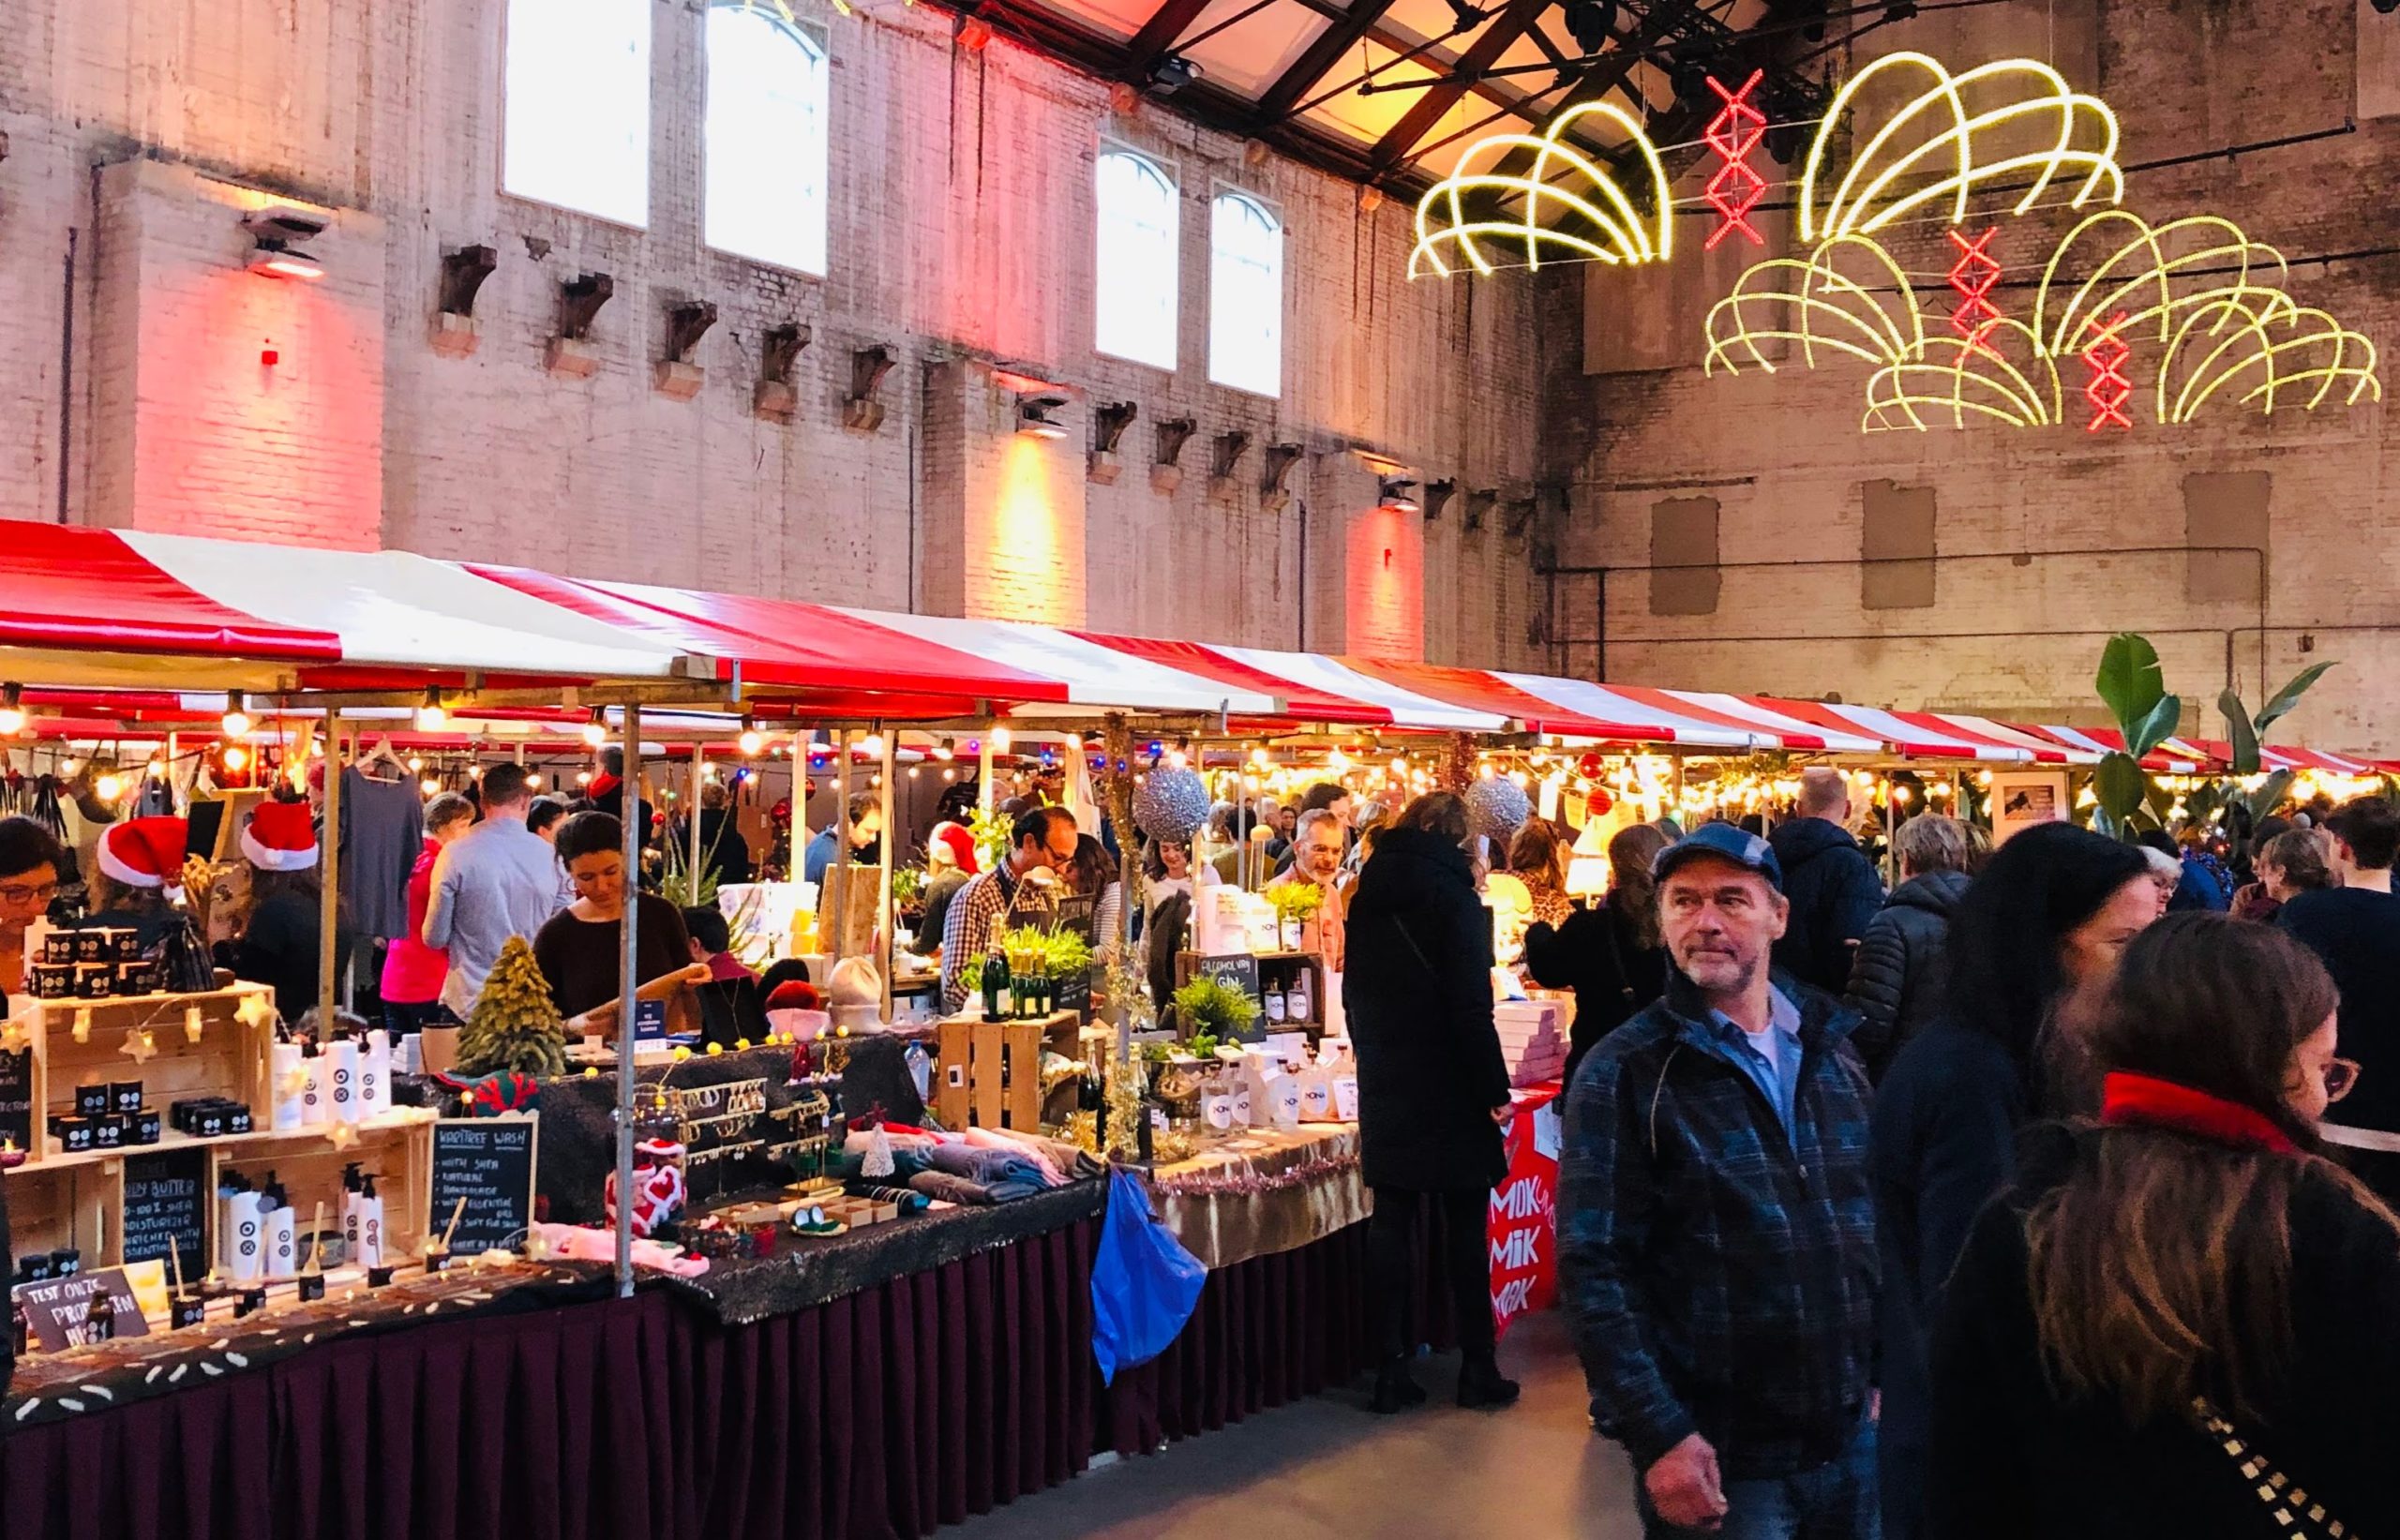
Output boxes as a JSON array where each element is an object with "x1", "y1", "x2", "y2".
[
  {"x1": 1092, "y1": 139, "x2": 1183, "y2": 373},
  {"x1": 1207, "y1": 182, "x2": 1285, "y2": 398},
  {"x1": 701, "y1": 1, "x2": 833, "y2": 277},
  {"x1": 499, "y1": 0, "x2": 655, "y2": 230}
]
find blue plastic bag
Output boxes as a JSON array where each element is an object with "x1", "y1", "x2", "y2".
[{"x1": 1089, "y1": 1168, "x2": 1208, "y2": 1384}]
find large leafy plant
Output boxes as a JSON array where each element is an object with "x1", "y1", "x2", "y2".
[
  {"x1": 2092, "y1": 633, "x2": 2182, "y2": 840},
  {"x1": 2218, "y1": 662, "x2": 2337, "y2": 823}
]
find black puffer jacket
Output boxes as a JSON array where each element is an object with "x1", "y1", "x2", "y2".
[
  {"x1": 1342, "y1": 827, "x2": 1508, "y2": 1193},
  {"x1": 1524, "y1": 893, "x2": 1667, "y2": 1087},
  {"x1": 1843, "y1": 869, "x2": 1970, "y2": 1081},
  {"x1": 1769, "y1": 817, "x2": 1885, "y2": 994}
]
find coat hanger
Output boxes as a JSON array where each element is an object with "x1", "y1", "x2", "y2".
[{"x1": 356, "y1": 733, "x2": 410, "y2": 782}]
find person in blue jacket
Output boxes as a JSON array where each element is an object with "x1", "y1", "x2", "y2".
[{"x1": 1767, "y1": 768, "x2": 1885, "y2": 994}]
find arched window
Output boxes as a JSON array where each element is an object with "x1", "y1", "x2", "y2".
[
  {"x1": 502, "y1": 0, "x2": 652, "y2": 225},
  {"x1": 704, "y1": 4, "x2": 831, "y2": 275},
  {"x1": 1095, "y1": 147, "x2": 1179, "y2": 370},
  {"x1": 1208, "y1": 189, "x2": 1283, "y2": 397}
]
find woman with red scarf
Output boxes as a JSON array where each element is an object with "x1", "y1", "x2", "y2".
[{"x1": 1928, "y1": 914, "x2": 2400, "y2": 1538}]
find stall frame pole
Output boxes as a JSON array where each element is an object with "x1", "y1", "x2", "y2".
[
  {"x1": 877, "y1": 723, "x2": 895, "y2": 1024},
  {"x1": 689, "y1": 743, "x2": 705, "y2": 896},
  {"x1": 316, "y1": 708, "x2": 343, "y2": 1028},
  {"x1": 979, "y1": 725, "x2": 997, "y2": 820},
  {"x1": 614, "y1": 702, "x2": 643, "y2": 1296},
  {"x1": 830, "y1": 730, "x2": 852, "y2": 966}
]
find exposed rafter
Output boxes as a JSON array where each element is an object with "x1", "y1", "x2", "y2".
[
  {"x1": 1363, "y1": 0, "x2": 1555, "y2": 178},
  {"x1": 1121, "y1": 0, "x2": 1219, "y2": 78},
  {"x1": 1253, "y1": 0, "x2": 1407, "y2": 125}
]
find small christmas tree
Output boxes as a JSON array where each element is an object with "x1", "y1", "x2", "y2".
[{"x1": 457, "y1": 935, "x2": 567, "y2": 1079}]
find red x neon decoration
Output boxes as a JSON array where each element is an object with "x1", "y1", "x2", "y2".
[
  {"x1": 1945, "y1": 227, "x2": 2002, "y2": 354},
  {"x1": 2082, "y1": 310, "x2": 2133, "y2": 432},
  {"x1": 1702, "y1": 69, "x2": 1767, "y2": 251}
]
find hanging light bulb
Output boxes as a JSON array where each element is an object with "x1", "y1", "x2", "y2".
[
  {"x1": 222, "y1": 691, "x2": 251, "y2": 739},
  {"x1": 860, "y1": 733, "x2": 886, "y2": 759},
  {"x1": 525, "y1": 772, "x2": 545, "y2": 790},
  {"x1": 0, "y1": 683, "x2": 23, "y2": 736},
  {"x1": 415, "y1": 688, "x2": 448, "y2": 732},
  {"x1": 420, "y1": 777, "x2": 440, "y2": 795},
  {"x1": 582, "y1": 709, "x2": 608, "y2": 748},
  {"x1": 738, "y1": 715, "x2": 763, "y2": 757},
  {"x1": 59, "y1": 756, "x2": 81, "y2": 776},
  {"x1": 223, "y1": 744, "x2": 250, "y2": 772},
  {"x1": 576, "y1": 770, "x2": 592, "y2": 787},
  {"x1": 934, "y1": 738, "x2": 956, "y2": 762},
  {"x1": 95, "y1": 770, "x2": 124, "y2": 801},
  {"x1": 990, "y1": 726, "x2": 1012, "y2": 751},
  {"x1": 407, "y1": 755, "x2": 424, "y2": 773}
]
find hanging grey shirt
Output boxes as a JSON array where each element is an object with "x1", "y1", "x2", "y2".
[
  {"x1": 340, "y1": 766, "x2": 424, "y2": 940},
  {"x1": 424, "y1": 815, "x2": 564, "y2": 1015}
]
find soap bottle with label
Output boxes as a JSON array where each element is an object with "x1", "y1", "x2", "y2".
[{"x1": 262, "y1": 1173, "x2": 297, "y2": 1280}]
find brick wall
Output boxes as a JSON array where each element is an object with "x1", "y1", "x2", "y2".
[
  {"x1": 1548, "y1": 0, "x2": 2400, "y2": 750},
  {"x1": 0, "y1": 0, "x2": 1549, "y2": 668}
]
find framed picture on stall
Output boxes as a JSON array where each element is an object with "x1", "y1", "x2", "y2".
[{"x1": 1990, "y1": 770, "x2": 2070, "y2": 845}]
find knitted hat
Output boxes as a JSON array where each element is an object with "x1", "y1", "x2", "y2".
[
  {"x1": 97, "y1": 816, "x2": 189, "y2": 891},
  {"x1": 927, "y1": 821, "x2": 978, "y2": 875},
  {"x1": 241, "y1": 800, "x2": 319, "y2": 872}
]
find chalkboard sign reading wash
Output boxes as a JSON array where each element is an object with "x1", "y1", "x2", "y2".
[
  {"x1": 428, "y1": 1117, "x2": 539, "y2": 1254},
  {"x1": 123, "y1": 1147, "x2": 211, "y2": 1278},
  {"x1": 0, "y1": 1043, "x2": 32, "y2": 1153}
]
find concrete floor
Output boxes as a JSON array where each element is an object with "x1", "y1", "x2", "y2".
[{"x1": 951, "y1": 1308, "x2": 1645, "y2": 1539}]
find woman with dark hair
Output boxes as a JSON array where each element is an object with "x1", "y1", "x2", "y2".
[
  {"x1": 1343, "y1": 790, "x2": 1518, "y2": 1413},
  {"x1": 532, "y1": 813, "x2": 707, "y2": 1038},
  {"x1": 1523, "y1": 821, "x2": 1670, "y2": 1086},
  {"x1": 1506, "y1": 817, "x2": 1574, "y2": 928},
  {"x1": 0, "y1": 816, "x2": 68, "y2": 995},
  {"x1": 1928, "y1": 915, "x2": 2400, "y2": 1536},
  {"x1": 1868, "y1": 821, "x2": 2157, "y2": 1540}
]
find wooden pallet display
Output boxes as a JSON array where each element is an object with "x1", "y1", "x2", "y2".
[{"x1": 933, "y1": 1011, "x2": 1078, "y2": 1132}]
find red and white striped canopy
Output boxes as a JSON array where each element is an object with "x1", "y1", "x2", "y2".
[{"x1": 0, "y1": 521, "x2": 2379, "y2": 768}]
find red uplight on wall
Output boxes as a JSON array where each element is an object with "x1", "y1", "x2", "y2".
[{"x1": 247, "y1": 249, "x2": 325, "y2": 281}]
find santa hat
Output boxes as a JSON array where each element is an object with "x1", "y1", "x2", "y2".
[
  {"x1": 241, "y1": 800, "x2": 320, "y2": 873},
  {"x1": 928, "y1": 821, "x2": 977, "y2": 875},
  {"x1": 98, "y1": 816, "x2": 189, "y2": 892}
]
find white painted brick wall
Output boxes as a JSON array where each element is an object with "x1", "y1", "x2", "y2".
[{"x1": 0, "y1": 0, "x2": 1549, "y2": 670}]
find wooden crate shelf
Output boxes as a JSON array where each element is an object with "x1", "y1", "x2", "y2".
[
  {"x1": 5, "y1": 980, "x2": 437, "y2": 1276},
  {"x1": 1172, "y1": 950, "x2": 1329, "y2": 1036}
]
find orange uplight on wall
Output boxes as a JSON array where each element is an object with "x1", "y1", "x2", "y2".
[
  {"x1": 988, "y1": 433, "x2": 1075, "y2": 624},
  {"x1": 1344, "y1": 505, "x2": 1425, "y2": 663}
]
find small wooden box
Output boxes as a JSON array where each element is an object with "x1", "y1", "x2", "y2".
[{"x1": 934, "y1": 1013, "x2": 1065, "y2": 1132}]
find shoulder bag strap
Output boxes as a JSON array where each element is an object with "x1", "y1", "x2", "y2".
[{"x1": 2193, "y1": 1398, "x2": 2348, "y2": 1540}]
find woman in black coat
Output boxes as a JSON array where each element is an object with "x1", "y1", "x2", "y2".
[
  {"x1": 1523, "y1": 822, "x2": 1669, "y2": 1086},
  {"x1": 1343, "y1": 791, "x2": 1515, "y2": 1414},
  {"x1": 1869, "y1": 822, "x2": 2155, "y2": 1540},
  {"x1": 1930, "y1": 915, "x2": 2400, "y2": 1538}
]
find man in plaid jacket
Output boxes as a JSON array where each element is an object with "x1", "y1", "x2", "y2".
[{"x1": 1559, "y1": 822, "x2": 1880, "y2": 1538}]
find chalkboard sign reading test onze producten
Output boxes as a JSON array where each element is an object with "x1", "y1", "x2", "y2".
[{"x1": 428, "y1": 1117, "x2": 538, "y2": 1255}]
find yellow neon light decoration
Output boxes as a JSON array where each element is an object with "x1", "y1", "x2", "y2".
[
  {"x1": 1408, "y1": 101, "x2": 1672, "y2": 278},
  {"x1": 1702, "y1": 234, "x2": 1922, "y2": 376},
  {"x1": 1799, "y1": 52, "x2": 2122, "y2": 243},
  {"x1": 1703, "y1": 212, "x2": 2378, "y2": 433}
]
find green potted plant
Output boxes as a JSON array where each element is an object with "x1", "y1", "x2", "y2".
[{"x1": 1265, "y1": 881, "x2": 1323, "y2": 950}]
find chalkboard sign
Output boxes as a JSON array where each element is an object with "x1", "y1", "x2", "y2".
[
  {"x1": 122, "y1": 1148, "x2": 210, "y2": 1279},
  {"x1": 0, "y1": 1043, "x2": 32, "y2": 1154},
  {"x1": 428, "y1": 1116, "x2": 539, "y2": 1254},
  {"x1": 1193, "y1": 955, "x2": 1266, "y2": 1040},
  {"x1": 14, "y1": 1266, "x2": 150, "y2": 1352}
]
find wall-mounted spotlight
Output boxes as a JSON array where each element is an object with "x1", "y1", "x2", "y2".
[
  {"x1": 1016, "y1": 394, "x2": 1071, "y2": 439},
  {"x1": 242, "y1": 206, "x2": 327, "y2": 280},
  {"x1": 1147, "y1": 55, "x2": 1202, "y2": 95},
  {"x1": 1376, "y1": 475, "x2": 1420, "y2": 514}
]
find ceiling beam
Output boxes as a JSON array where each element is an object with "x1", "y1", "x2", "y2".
[
  {"x1": 1121, "y1": 0, "x2": 1221, "y2": 78},
  {"x1": 1252, "y1": 0, "x2": 1407, "y2": 124},
  {"x1": 1361, "y1": 0, "x2": 1552, "y2": 178}
]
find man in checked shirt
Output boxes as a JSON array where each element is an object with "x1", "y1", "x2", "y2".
[{"x1": 938, "y1": 804, "x2": 1080, "y2": 1014}]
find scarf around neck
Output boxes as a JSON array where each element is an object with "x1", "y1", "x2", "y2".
[{"x1": 2099, "y1": 1071, "x2": 2298, "y2": 1154}]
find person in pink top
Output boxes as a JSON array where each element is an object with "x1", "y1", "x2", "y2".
[{"x1": 381, "y1": 793, "x2": 476, "y2": 1035}]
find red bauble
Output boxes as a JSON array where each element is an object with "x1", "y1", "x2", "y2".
[
  {"x1": 1576, "y1": 753, "x2": 1605, "y2": 780},
  {"x1": 1585, "y1": 789, "x2": 1613, "y2": 815}
]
